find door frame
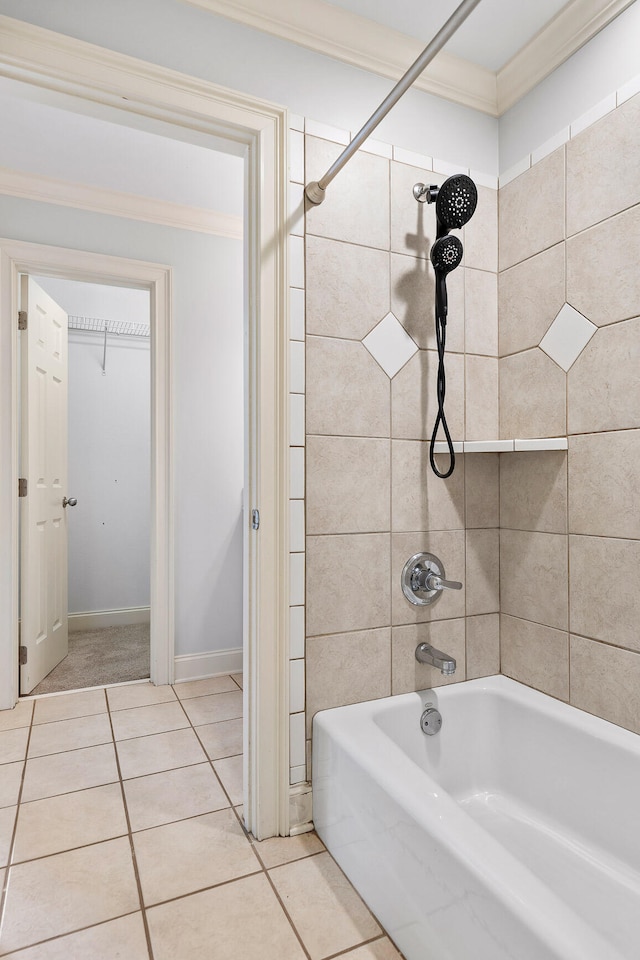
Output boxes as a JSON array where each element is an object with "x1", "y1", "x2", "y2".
[
  {"x1": 7, "y1": 247, "x2": 173, "y2": 695},
  {"x1": 0, "y1": 16, "x2": 290, "y2": 839}
]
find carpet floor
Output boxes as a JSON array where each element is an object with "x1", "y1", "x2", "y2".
[{"x1": 31, "y1": 623, "x2": 150, "y2": 695}]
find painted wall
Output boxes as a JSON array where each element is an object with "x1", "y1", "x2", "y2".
[
  {"x1": 0, "y1": 0, "x2": 498, "y2": 175},
  {"x1": 497, "y1": 90, "x2": 640, "y2": 735},
  {"x1": 4, "y1": 198, "x2": 244, "y2": 658},
  {"x1": 0, "y1": 78, "x2": 245, "y2": 215},
  {"x1": 499, "y1": 0, "x2": 640, "y2": 172},
  {"x1": 66, "y1": 331, "x2": 150, "y2": 615},
  {"x1": 34, "y1": 277, "x2": 151, "y2": 617}
]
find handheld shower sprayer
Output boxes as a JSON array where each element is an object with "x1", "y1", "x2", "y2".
[
  {"x1": 414, "y1": 175, "x2": 478, "y2": 478},
  {"x1": 430, "y1": 234, "x2": 463, "y2": 320}
]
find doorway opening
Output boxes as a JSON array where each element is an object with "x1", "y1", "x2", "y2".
[
  {"x1": 0, "y1": 24, "x2": 291, "y2": 837},
  {"x1": 20, "y1": 275, "x2": 152, "y2": 695}
]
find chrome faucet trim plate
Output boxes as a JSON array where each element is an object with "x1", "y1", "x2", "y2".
[{"x1": 401, "y1": 552, "x2": 462, "y2": 606}]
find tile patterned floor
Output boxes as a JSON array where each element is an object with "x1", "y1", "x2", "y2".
[{"x1": 0, "y1": 676, "x2": 403, "y2": 960}]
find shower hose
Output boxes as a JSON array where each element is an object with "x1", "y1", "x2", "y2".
[{"x1": 429, "y1": 306, "x2": 455, "y2": 479}]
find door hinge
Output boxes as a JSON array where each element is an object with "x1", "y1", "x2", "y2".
[
  {"x1": 19, "y1": 645, "x2": 27, "y2": 665},
  {"x1": 18, "y1": 478, "x2": 27, "y2": 498},
  {"x1": 252, "y1": 508, "x2": 260, "y2": 530},
  {"x1": 18, "y1": 310, "x2": 27, "y2": 331}
]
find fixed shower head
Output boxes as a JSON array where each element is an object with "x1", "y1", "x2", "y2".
[
  {"x1": 430, "y1": 234, "x2": 463, "y2": 274},
  {"x1": 435, "y1": 174, "x2": 478, "y2": 231}
]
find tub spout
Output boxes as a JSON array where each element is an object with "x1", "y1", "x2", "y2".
[{"x1": 415, "y1": 642, "x2": 456, "y2": 676}]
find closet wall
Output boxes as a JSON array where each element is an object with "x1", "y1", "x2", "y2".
[{"x1": 36, "y1": 278, "x2": 151, "y2": 622}]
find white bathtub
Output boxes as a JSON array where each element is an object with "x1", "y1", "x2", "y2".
[{"x1": 312, "y1": 675, "x2": 640, "y2": 960}]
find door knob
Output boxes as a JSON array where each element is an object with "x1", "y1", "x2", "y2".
[{"x1": 62, "y1": 497, "x2": 78, "y2": 508}]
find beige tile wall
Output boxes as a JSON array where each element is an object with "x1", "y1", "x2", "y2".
[
  {"x1": 304, "y1": 130, "x2": 500, "y2": 772},
  {"x1": 498, "y1": 92, "x2": 640, "y2": 734},
  {"x1": 299, "y1": 91, "x2": 640, "y2": 789}
]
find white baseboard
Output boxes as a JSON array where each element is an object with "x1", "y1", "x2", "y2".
[
  {"x1": 68, "y1": 606, "x2": 150, "y2": 633},
  {"x1": 173, "y1": 647, "x2": 243, "y2": 682}
]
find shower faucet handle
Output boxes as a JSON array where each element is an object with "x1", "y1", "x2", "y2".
[{"x1": 425, "y1": 573, "x2": 462, "y2": 592}]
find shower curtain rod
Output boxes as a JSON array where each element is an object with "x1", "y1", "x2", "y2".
[{"x1": 304, "y1": 0, "x2": 483, "y2": 205}]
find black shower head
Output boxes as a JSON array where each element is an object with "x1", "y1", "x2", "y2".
[
  {"x1": 430, "y1": 235, "x2": 463, "y2": 274},
  {"x1": 435, "y1": 174, "x2": 478, "y2": 231}
]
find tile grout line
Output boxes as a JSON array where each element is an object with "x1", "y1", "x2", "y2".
[
  {"x1": 3, "y1": 678, "x2": 403, "y2": 959},
  {"x1": 563, "y1": 143, "x2": 573, "y2": 706},
  {"x1": 174, "y1": 677, "x2": 315, "y2": 958},
  {"x1": 324, "y1": 933, "x2": 406, "y2": 960},
  {"x1": 388, "y1": 177, "x2": 394, "y2": 698},
  {"x1": 172, "y1": 689, "x2": 241, "y2": 814},
  {"x1": 104, "y1": 687, "x2": 156, "y2": 960},
  {"x1": 0, "y1": 911, "x2": 143, "y2": 959},
  {"x1": 7, "y1": 830, "x2": 129, "y2": 869},
  {"x1": 140, "y1": 868, "x2": 265, "y2": 912},
  {"x1": 260, "y1": 867, "x2": 314, "y2": 960},
  {"x1": 0, "y1": 701, "x2": 35, "y2": 934}
]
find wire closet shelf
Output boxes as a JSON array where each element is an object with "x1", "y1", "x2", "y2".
[{"x1": 67, "y1": 315, "x2": 150, "y2": 338}]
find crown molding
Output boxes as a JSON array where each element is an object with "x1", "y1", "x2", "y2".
[
  {"x1": 0, "y1": 165, "x2": 243, "y2": 237},
  {"x1": 183, "y1": 0, "x2": 498, "y2": 116},
  {"x1": 496, "y1": 0, "x2": 636, "y2": 114},
  {"x1": 183, "y1": 0, "x2": 634, "y2": 117}
]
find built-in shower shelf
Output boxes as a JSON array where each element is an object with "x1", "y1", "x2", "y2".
[{"x1": 433, "y1": 438, "x2": 568, "y2": 454}]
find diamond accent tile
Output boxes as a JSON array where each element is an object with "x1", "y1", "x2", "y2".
[
  {"x1": 362, "y1": 312, "x2": 418, "y2": 378},
  {"x1": 539, "y1": 302, "x2": 597, "y2": 372}
]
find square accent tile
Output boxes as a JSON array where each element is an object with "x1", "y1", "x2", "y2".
[
  {"x1": 539, "y1": 302, "x2": 597, "y2": 371},
  {"x1": 362, "y1": 312, "x2": 418, "y2": 378}
]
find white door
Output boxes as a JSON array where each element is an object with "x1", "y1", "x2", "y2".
[{"x1": 20, "y1": 275, "x2": 69, "y2": 694}]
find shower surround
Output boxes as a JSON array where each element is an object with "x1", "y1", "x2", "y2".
[
  {"x1": 301, "y1": 87, "x2": 640, "y2": 778},
  {"x1": 303, "y1": 130, "x2": 501, "y2": 774},
  {"x1": 498, "y1": 91, "x2": 640, "y2": 732}
]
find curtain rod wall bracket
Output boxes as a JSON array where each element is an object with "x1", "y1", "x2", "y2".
[
  {"x1": 303, "y1": 0, "x2": 482, "y2": 206},
  {"x1": 305, "y1": 181, "x2": 325, "y2": 206}
]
